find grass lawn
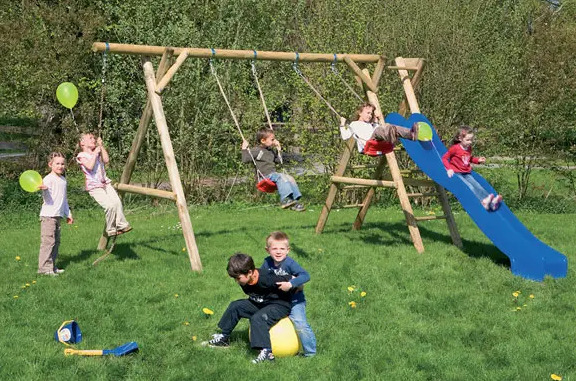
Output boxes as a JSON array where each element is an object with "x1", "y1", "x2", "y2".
[{"x1": 1, "y1": 203, "x2": 575, "y2": 380}]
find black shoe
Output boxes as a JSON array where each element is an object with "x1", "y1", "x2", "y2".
[
  {"x1": 280, "y1": 199, "x2": 297, "y2": 209},
  {"x1": 201, "y1": 333, "x2": 230, "y2": 348},
  {"x1": 252, "y1": 348, "x2": 275, "y2": 363},
  {"x1": 291, "y1": 203, "x2": 306, "y2": 212}
]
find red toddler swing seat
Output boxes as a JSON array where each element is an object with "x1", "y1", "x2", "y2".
[
  {"x1": 362, "y1": 139, "x2": 394, "y2": 156},
  {"x1": 257, "y1": 177, "x2": 277, "y2": 193}
]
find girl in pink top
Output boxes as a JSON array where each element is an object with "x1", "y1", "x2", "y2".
[
  {"x1": 76, "y1": 133, "x2": 131, "y2": 237},
  {"x1": 442, "y1": 126, "x2": 503, "y2": 211}
]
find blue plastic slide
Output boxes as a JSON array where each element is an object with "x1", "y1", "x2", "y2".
[{"x1": 385, "y1": 112, "x2": 567, "y2": 281}]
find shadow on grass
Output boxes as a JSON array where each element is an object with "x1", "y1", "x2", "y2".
[{"x1": 324, "y1": 221, "x2": 510, "y2": 269}]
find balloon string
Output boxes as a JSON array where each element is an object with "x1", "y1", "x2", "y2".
[{"x1": 69, "y1": 109, "x2": 79, "y2": 133}]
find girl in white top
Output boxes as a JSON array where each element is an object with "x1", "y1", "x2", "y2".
[
  {"x1": 38, "y1": 152, "x2": 73, "y2": 275},
  {"x1": 339, "y1": 103, "x2": 417, "y2": 153}
]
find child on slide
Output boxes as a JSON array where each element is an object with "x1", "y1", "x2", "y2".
[
  {"x1": 339, "y1": 102, "x2": 418, "y2": 154},
  {"x1": 442, "y1": 125, "x2": 503, "y2": 211},
  {"x1": 241, "y1": 128, "x2": 305, "y2": 211}
]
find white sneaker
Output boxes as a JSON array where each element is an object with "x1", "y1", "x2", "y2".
[{"x1": 54, "y1": 268, "x2": 65, "y2": 274}]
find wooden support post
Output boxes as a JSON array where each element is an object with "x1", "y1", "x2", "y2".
[
  {"x1": 395, "y1": 56, "x2": 462, "y2": 249},
  {"x1": 143, "y1": 58, "x2": 202, "y2": 272},
  {"x1": 315, "y1": 138, "x2": 356, "y2": 234},
  {"x1": 155, "y1": 51, "x2": 189, "y2": 94},
  {"x1": 371, "y1": 55, "x2": 387, "y2": 87},
  {"x1": 343, "y1": 56, "x2": 378, "y2": 93}
]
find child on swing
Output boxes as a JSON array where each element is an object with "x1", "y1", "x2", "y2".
[
  {"x1": 241, "y1": 128, "x2": 305, "y2": 212},
  {"x1": 442, "y1": 125, "x2": 503, "y2": 211},
  {"x1": 37, "y1": 152, "x2": 73, "y2": 276},
  {"x1": 76, "y1": 132, "x2": 132, "y2": 237},
  {"x1": 339, "y1": 102, "x2": 418, "y2": 154}
]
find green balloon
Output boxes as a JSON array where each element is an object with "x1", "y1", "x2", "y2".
[
  {"x1": 417, "y1": 121, "x2": 433, "y2": 141},
  {"x1": 19, "y1": 170, "x2": 43, "y2": 193},
  {"x1": 56, "y1": 82, "x2": 79, "y2": 109}
]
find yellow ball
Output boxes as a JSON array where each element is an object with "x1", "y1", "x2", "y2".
[{"x1": 269, "y1": 317, "x2": 300, "y2": 357}]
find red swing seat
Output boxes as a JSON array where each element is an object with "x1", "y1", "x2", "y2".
[
  {"x1": 257, "y1": 177, "x2": 277, "y2": 193},
  {"x1": 362, "y1": 139, "x2": 394, "y2": 156}
]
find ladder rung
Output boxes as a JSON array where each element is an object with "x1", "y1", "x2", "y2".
[
  {"x1": 406, "y1": 192, "x2": 440, "y2": 197},
  {"x1": 414, "y1": 215, "x2": 447, "y2": 221},
  {"x1": 332, "y1": 176, "x2": 396, "y2": 188},
  {"x1": 342, "y1": 185, "x2": 370, "y2": 190},
  {"x1": 343, "y1": 204, "x2": 364, "y2": 208}
]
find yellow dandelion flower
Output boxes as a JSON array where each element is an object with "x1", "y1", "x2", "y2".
[
  {"x1": 347, "y1": 286, "x2": 355, "y2": 292},
  {"x1": 13, "y1": 295, "x2": 18, "y2": 299},
  {"x1": 202, "y1": 308, "x2": 214, "y2": 315},
  {"x1": 551, "y1": 374, "x2": 562, "y2": 381},
  {"x1": 529, "y1": 294, "x2": 535, "y2": 299},
  {"x1": 25, "y1": 283, "x2": 30, "y2": 287},
  {"x1": 174, "y1": 294, "x2": 179, "y2": 298},
  {"x1": 516, "y1": 307, "x2": 521, "y2": 311},
  {"x1": 515, "y1": 290, "x2": 521, "y2": 294},
  {"x1": 182, "y1": 248, "x2": 186, "y2": 252},
  {"x1": 15, "y1": 256, "x2": 21, "y2": 261},
  {"x1": 360, "y1": 291, "x2": 367, "y2": 297},
  {"x1": 348, "y1": 301, "x2": 357, "y2": 308},
  {"x1": 184, "y1": 322, "x2": 190, "y2": 326},
  {"x1": 32, "y1": 280, "x2": 36, "y2": 284},
  {"x1": 512, "y1": 292, "x2": 519, "y2": 298},
  {"x1": 192, "y1": 336, "x2": 197, "y2": 341}
]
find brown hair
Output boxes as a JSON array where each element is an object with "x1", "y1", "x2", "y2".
[
  {"x1": 353, "y1": 102, "x2": 376, "y2": 122},
  {"x1": 227, "y1": 253, "x2": 255, "y2": 278},
  {"x1": 256, "y1": 128, "x2": 274, "y2": 144},
  {"x1": 266, "y1": 231, "x2": 290, "y2": 247},
  {"x1": 48, "y1": 152, "x2": 65, "y2": 163},
  {"x1": 451, "y1": 125, "x2": 475, "y2": 145}
]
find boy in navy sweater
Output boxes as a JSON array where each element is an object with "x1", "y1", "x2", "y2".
[
  {"x1": 261, "y1": 231, "x2": 316, "y2": 356},
  {"x1": 202, "y1": 253, "x2": 292, "y2": 363}
]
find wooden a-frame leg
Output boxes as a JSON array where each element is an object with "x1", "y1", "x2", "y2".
[{"x1": 316, "y1": 139, "x2": 355, "y2": 234}]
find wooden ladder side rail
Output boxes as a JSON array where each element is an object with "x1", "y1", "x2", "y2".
[
  {"x1": 395, "y1": 57, "x2": 462, "y2": 248},
  {"x1": 97, "y1": 49, "x2": 175, "y2": 251},
  {"x1": 143, "y1": 58, "x2": 202, "y2": 272},
  {"x1": 315, "y1": 138, "x2": 356, "y2": 234}
]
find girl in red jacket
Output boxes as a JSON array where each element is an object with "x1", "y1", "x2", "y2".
[{"x1": 442, "y1": 126, "x2": 503, "y2": 211}]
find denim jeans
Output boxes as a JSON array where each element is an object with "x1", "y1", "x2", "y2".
[
  {"x1": 267, "y1": 172, "x2": 302, "y2": 202},
  {"x1": 290, "y1": 301, "x2": 316, "y2": 356},
  {"x1": 455, "y1": 173, "x2": 490, "y2": 201}
]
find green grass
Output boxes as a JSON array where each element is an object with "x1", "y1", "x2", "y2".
[{"x1": 1, "y1": 203, "x2": 575, "y2": 380}]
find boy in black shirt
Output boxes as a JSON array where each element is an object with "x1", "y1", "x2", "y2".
[{"x1": 202, "y1": 253, "x2": 292, "y2": 363}]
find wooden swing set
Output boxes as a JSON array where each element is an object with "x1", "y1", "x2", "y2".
[{"x1": 91, "y1": 42, "x2": 462, "y2": 272}]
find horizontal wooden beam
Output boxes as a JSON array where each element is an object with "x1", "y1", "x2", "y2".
[
  {"x1": 92, "y1": 42, "x2": 382, "y2": 63},
  {"x1": 414, "y1": 215, "x2": 447, "y2": 221},
  {"x1": 113, "y1": 183, "x2": 177, "y2": 201},
  {"x1": 331, "y1": 176, "x2": 396, "y2": 188}
]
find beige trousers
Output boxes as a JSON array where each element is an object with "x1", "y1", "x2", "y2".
[
  {"x1": 371, "y1": 123, "x2": 413, "y2": 145},
  {"x1": 89, "y1": 183, "x2": 130, "y2": 236},
  {"x1": 38, "y1": 217, "x2": 61, "y2": 273}
]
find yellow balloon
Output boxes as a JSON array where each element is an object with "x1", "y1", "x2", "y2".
[
  {"x1": 19, "y1": 170, "x2": 42, "y2": 193},
  {"x1": 56, "y1": 82, "x2": 79, "y2": 109},
  {"x1": 417, "y1": 121, "x2": 433, "y2": 141}
]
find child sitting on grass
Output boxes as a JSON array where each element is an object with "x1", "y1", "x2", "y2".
[
  {"x1": 241, "y1": 128, "x2": 305, "y2": 211},
  {"x1": 202, "y1": 253, "x2": 292, "y2": 363},
  {"x1": 261, "y1": 231, "x2": 316, "y2": 357},
  {"x1": 37, "y1": 152, "x2": 73, "y2": 276}
]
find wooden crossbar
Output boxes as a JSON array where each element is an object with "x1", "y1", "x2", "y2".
[
  {"x1": 332, "y1": 176, "x2": 395, "y2": 188},
  {"x1": 114, "y1": 183, "x2": 177, "y2": 201}
]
